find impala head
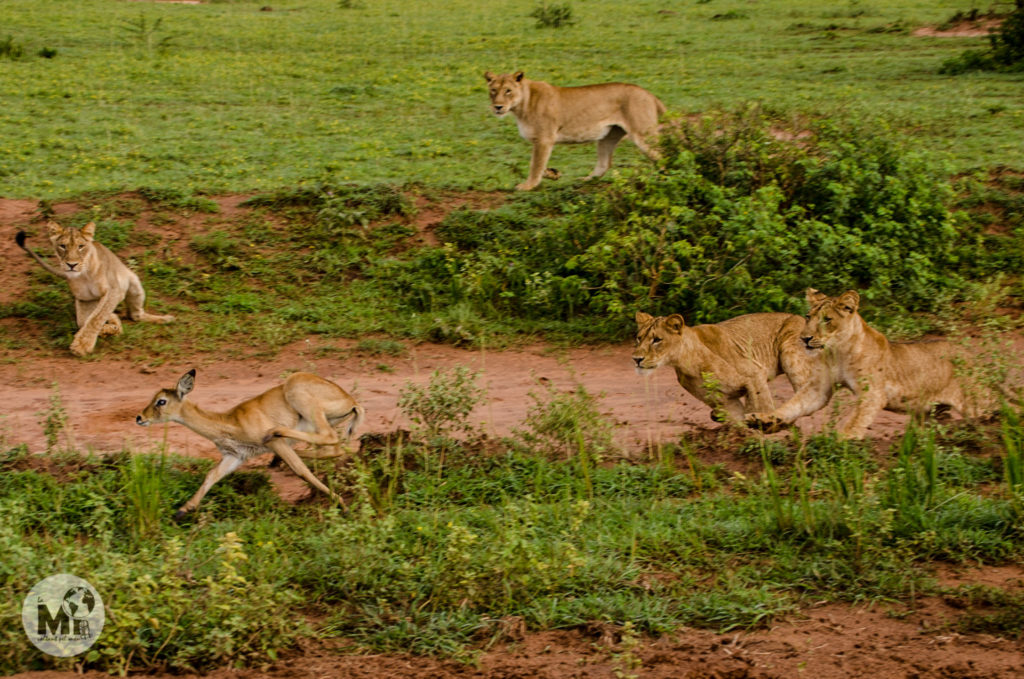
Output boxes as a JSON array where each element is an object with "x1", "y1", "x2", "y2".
[
  {"x1": 48, "y1": 221, "x2": 96, "y2": 276},
  {"x1": 632, "y1": 311, "x2": 687, "y2": 375},
  {"x1": 801, "y1": 288, "x2": 861, "y2": 350},
  {"x1": 484, "y1": 70, "x2": 525, "y2": 117},
  {"x1": 136, "y1": 369, "x2": 196, "y2": 426}
]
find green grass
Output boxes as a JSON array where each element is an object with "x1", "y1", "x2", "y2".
[
  {"x1": 0, "y1": 0, "x2": 1022, "y2": 198},
  {"x1": 2, "y1": 411, "x2": 1022, "y2": 673}
]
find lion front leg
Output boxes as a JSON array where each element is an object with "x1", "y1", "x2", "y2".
[
  {"x1": 70, "y1": 291, "x2": 122, "y2": 356},
  {"x1": 836, "y1": 388, "x2": 886, "y2": 440},
  {"x1": 517, "y1": 138, "x2": 554, "y2": 191}
]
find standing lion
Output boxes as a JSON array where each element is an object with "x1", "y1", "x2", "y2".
[{"x1": 485, "y1": 70, "x2": 665, "y2": 191}]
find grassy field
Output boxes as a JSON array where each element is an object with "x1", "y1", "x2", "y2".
[{"x1": 1, "y1": 0, "x2": 1022, "y2": 198}]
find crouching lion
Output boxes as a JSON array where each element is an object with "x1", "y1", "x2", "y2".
[{"x1": 16, "y1": 222, "x2": 174, "y2": 356}]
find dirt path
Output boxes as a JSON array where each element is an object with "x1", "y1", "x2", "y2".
[{"x1": 0, "y1": 336, "x2": 911, "y2": 458}]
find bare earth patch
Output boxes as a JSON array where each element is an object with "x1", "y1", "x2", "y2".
[{"x1": 914, "y1": 19, "x2": 1002, "y2": 38}]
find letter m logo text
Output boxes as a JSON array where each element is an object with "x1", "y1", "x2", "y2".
[{"x1": 37, "y1": 603, "x2": 69, "y2": 635}]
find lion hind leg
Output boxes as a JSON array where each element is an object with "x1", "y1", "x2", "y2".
[
  {"x1": 588, "y1": 126, "x2": 627, "y2": 179},
  {"x1": 125, "y1": 272, "x2": 174, "y2": 323},
  {"x1": 99, "y1": 313, "x2": 123, "y2": 337}
]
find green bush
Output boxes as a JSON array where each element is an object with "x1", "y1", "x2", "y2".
[{"x1": 391, "y1": 109, "x2": 970, "y2": 336}]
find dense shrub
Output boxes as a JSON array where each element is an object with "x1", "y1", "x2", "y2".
[{"x1": 389, "y1": 109, "x2": 972, "y2": 336}]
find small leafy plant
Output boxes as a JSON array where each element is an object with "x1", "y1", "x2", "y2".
[
  {"x1": 398, "y1": 366, "x2": 485, "y2": 446},
  {"x1": 529, "y1": 2, "x2": 576, "y2": 28},
  {"x1": 118, "y1": 14, "x2": 179, "y2": 54}
]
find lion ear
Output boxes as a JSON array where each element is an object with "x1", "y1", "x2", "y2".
[
  {"x1": 46, "y1": 221, "x2": 64, "y2": 240},
  {"x1": 664, "y1": 314, "x2": 686, "y2": 333},
  {"x1": 80, "y1": 222, "x2": 97, "y2": 241},
  {"x1": 484, "y1": 71, "x2": 496, "y2": 82},
  {"x1": 513, "y1": 70, "x2": 524, "y2": 82},
  {"x1": 805, "y1": 288, "x2": 828, "y2": 305},
  {"x1": 837, "y1": 290, "x2": 860, "y2": 313},
  {"x1": 635, "y1": 311, "x2": 653, "y2": 326}
]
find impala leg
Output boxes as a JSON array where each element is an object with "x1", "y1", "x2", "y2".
[
  {"x1": 266, "y1": 438, "x2": 345, "y2": 506},
  {"x1": 175, "y1": 454, "x2": 243, "y2": 519}
]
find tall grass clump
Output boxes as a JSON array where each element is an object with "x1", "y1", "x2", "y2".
[
  {"x1": 390, "y1": 108, "x2": 981, "y2": 338},
  {"x1": 513, "y1": 379, "x2": 618, "y2": 462},
  {"x1": 1001, "y1": 403, "x2": 1024, "y2": 518}
]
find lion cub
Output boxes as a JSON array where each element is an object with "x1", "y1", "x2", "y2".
[
  {"x1": 485, "y1": 71, "x2": 665, "y2": 191},
  {"x1": 17, "y1": 222, "x2": 174, "y2": 356},
  {"x1": 633, "y1": 311, "x2": 825, "y2": 426},
  {"x1": 747, "y1": 289, "x2": 983, "y2": 439}
]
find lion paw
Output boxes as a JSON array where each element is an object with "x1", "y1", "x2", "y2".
[
  {"x1": 69, "y1": 339, "x2": 92, "y2": 357},
  {"x1": 745, "y1": 412, "x2": 786, "y2": 433},
  {"x1": 99, "y1": 321, "x2": 122, "y2": 337}
]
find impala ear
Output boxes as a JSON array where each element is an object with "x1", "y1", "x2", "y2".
[
  {"x1": 176, "y1": 369, "x2": 196, "y2": 399},
  {"x1": 513, "y1": 70, "x2": 524, "y2": 82},
  {"x1": 836, "y1": 290, "x2": 860, "y2": 314},
  {"x1": 484, "y1": 71, "x2": 496, "y2": 82},
  {"x1": 80, "y1": 222, "x2": 96, "y2": 241},
  {"x1": 635, "y1": 311, "x2": 653, "y2": 326},
  {"x1": 663, "y1": 314, "x2": 686, "y2": 333},
  {"x1": 805, "y1": 288, "x2": 828, "y2": 305}
]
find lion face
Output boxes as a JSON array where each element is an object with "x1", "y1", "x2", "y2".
[
  {"x1": 484, "y1": 70, "x2": 526, "y2": 117},
  {"x1": 801, "y1": 289, "x2": 861, "y2": 350},
  {"x1": 47, "y1": 221, "x2": 96, "y2": 276},
  {"x1": 632, "y1": 311, "x2": 687, "y2": 375}
]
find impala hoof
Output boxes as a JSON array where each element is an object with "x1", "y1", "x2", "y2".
[{"x1": 173, "y1": 508, "x2": 188, "y2": 521}]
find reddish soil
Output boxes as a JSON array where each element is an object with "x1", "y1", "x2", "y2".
[
  {"x1": 3, "y1": 195, "x2": 1023, "y2": 678},
  {"x1": 914, "y1": 18, "x2": 1003, "y2": 38}
]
